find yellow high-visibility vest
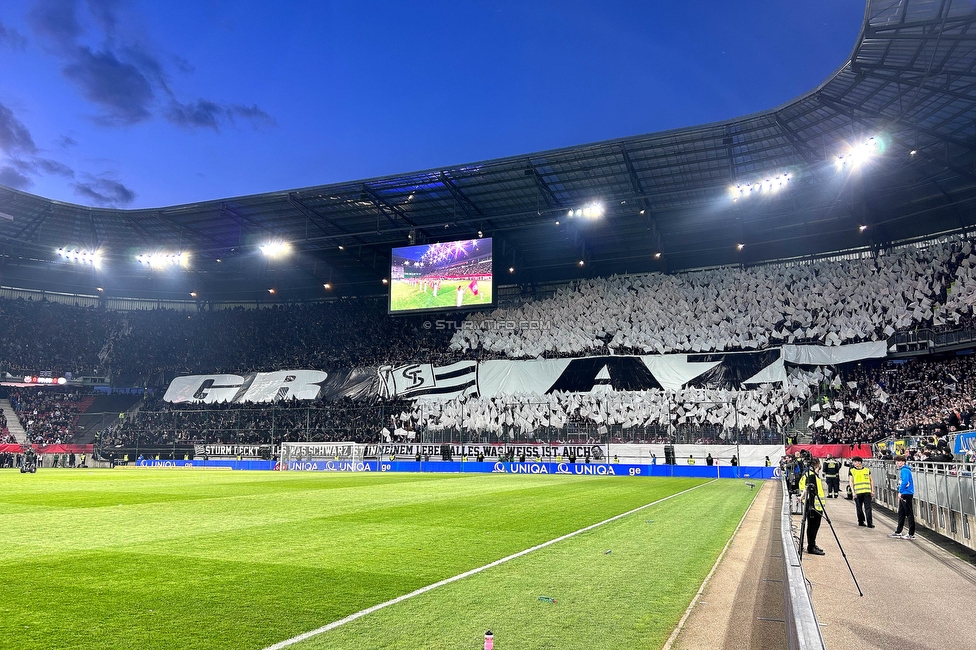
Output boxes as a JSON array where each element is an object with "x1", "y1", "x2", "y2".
[{"x1": 850, "y1": 467, "x2": 872, "y2": 494}]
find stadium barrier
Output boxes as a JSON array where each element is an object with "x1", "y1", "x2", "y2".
[
  {"x1": 134, "y1": 457, "x2": 776, "y2": 478},
  {"x1": 780, "y1": 476, "x2": 827, "y2": 650}
]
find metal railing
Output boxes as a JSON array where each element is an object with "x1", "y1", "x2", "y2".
[{"x1": 868, "y1": 460, "x2": 976, "y2": 547}]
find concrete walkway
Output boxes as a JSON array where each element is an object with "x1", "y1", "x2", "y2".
[
  {"x1": 799, "y1": 482, "x2": 976, "y2": 650},
  {"x1": 671, "y1": 478, "x2": 976, "y2": 649}
]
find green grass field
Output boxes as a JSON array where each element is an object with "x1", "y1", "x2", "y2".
[
  {"x1": 390, "y1": 279, "x2": 493, "y2": 312},
  {"x1": 0, "y1": 470, "x2": 757, "y2": 650}
]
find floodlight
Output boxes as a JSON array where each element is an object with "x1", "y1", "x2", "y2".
[
  {"x1": 136, "y1": 252, "x2": 189, "y2": 268},
  {"x1": 509, "y1": 267, "x2": 514, "y2": 273},
  {"x1": 57, "y1": 247, "x2": 101, "y2": 267},
  {"x1": 260, "y1": 241, "x2": 291, "y2": 258},
  {"x1": 737, "y1": 243, "x2": 745, "y2": 250}
]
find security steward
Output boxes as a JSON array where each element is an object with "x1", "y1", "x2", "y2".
[
  {"x1": 798, "y1": 457, "x2": 827, "y2": 556},
  {"x1": 848, "y1": 456, "x2": 874, "y2": 528},
  {"x1": 822, "y1": 454, "x2": 842, "y2": 498}
]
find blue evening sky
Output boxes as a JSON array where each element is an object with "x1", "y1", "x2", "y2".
[{"x1": 0, "y1": 1, "x2": 864, "y2": 209}]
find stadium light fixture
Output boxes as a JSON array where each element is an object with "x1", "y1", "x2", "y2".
[
  {"x1": 835, "y1": 137, "x2": 879, "y2": 170},
  {"x1": 729, "y1": 173, "x2": 791, "y2": 201},
  {"x1": 578, "y1": 259, "x2": 585, "y2": 266},
  {"x1": 323, "y1": 283, "x2": 332, "y2": 290},
  {"x1": 260, "y1": 241, "x2": 291, "y2": 258},
  {"x1": 910, "y1": 149, "x2": 917, "y2": 156},
  {"x1": 136, "y1": 252, "x2": 188, "y2": 268},
  {"x1": 859, "y1": 225, "x2": 868, "y2": 232},
  {"x1": 57, "y1": 247, "x2": 102, "y2": 268},
  {"x1": 190, "y1": 291, "x2": 198, "y2": 298},
  {"x1": 268, "y1": 288, "x2": 276, "y2": 294},
  {"x1": 509, "y1": 267, "x2": 514, "y2": 273},
  {"x1": 96, "y1": 287, "x2": 104, "y2": 292},
  {"x1": 382, "y1": 278, "x2": 389, "y2": 284},
  {"x1": 567, "y1": 202, "x2": 605, "y2": 220},
  {"x1": 737, "y1": 243, "x2": 745, "y2": 251},
  {"x1": 338, "y1": 245, "x2": 345, "y2": 250},
  {"x1": 654, "y1": 252, "x2": 661, "y2": 259}
]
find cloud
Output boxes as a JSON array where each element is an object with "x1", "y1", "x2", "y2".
[
  {"x1": 166, "y1": 99, "x2": 223, "y2": 131},
  {"x1": 26, "y1": 0, "x2": 274, "y2": 133},
  {"x1": 0, "y1": 20, "x2": 28, "y2": 50},
  {"x1": 0, "y1": 102, "x2": 38, "y2": 155},
  {"x1": 228, "y1": 104, "x2": 276, "y2": 129},
  {"x1": 63, "y1": 46, "x2": 154, "y2": 125},
  {"x1": 27, "y1": 0, "x2": 81, "y2": 52},
  {"x1": 0, "y1": 166, "x2": 33, "y2": 190},
  {"x1": 57, "y1": 135, "x2": 78, "y2": 148},
  {"x1": 85, "y1": 0, "x2": 123, "y2": 39},
  {"x1": 167, "y1": 100, "x2": 277, "y2": 132},
  {"x1": 37, "y1": 158, "x2": 75, "y2": 177},
  {"x1": 73, "y1": 175, "x2": 135, "y2": 206}
]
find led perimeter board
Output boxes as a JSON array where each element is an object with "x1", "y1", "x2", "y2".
[{"x1": 389, "y1": 238, "x2": 493, "y2": 314}]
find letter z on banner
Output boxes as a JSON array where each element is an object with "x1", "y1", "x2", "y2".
[{"x1": 385, "y1": 361, "x2": 478, "y2": 399}]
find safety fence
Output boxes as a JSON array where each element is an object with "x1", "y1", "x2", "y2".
[{"x1": 867, "y1": 460, "x2": 976, "y2": 551}]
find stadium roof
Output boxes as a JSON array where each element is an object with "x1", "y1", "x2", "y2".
[{"x1": 3, "y1": 0, "x2": 976, "y2": 302}]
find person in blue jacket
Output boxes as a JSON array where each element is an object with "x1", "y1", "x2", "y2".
[{"x1": 888, "y1": 455, "x2": 916, "y2": 540}]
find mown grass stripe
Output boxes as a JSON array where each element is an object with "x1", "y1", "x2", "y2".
[{"x1": 262, "y1": 479, "x2": 716, "y2": 650}]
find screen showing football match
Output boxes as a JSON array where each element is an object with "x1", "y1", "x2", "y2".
[{"x1": 389, "y1": 238, "x2": 493, "y2": 313}]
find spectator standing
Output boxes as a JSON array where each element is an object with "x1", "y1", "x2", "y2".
[{"x1": 889, "y1": 455, "x2": 916, "y2": 540}]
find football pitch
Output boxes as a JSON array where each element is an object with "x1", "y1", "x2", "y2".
[
  {"x1": 389, "y1": 280, "x2": 493, "y2": 312},
  {"x1": 0, "y1": 470, "x2": 758, "y2": 650}
]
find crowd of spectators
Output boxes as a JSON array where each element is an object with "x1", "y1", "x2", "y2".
[
  {"x1": 8, "y1": 388, "x2": 94, "y2": 444},
  {"x1": 452, "y1": 239, "x2": 975, "y2": 358},
  {"x1": 101, "y1": 394, "x2": 416, "y2": 448},
  {"x1": 809, "y1": 354, "x2": 976, "y2": 445}
]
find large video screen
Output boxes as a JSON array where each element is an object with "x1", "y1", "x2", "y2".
[{"x1": 389, "y1": 238, "x2": 493, "y2": 314}]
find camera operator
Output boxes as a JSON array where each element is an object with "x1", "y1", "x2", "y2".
[
  {"x1": 782, "y1": 452, "x2": 802, "y2": 496},
  {"x1": 798, "y1": 457, "x2": 827, "y2": 556}
]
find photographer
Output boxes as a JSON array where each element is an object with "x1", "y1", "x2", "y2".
[
  {"x1": 783, "y1": 452, "x2": 802, "y2": 495},
  {"x1": 798, "y1": 457, "x2": 826, "y2": 556}
]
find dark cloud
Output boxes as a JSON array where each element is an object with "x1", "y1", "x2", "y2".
[
  {"x1": 0, "y1": 102, "x2": 38, "y2": 155},
  {"x1": 166, "y1": 99, "x2": 223, "y2": 131},
  {"x1": 0, "y1": 20, "x2": 29, "y2": 50},
  {"x1": 172, "y1": 55, "x2": 194, "y2": 74},
  {"x1": 37, "y1": 158, "x2": 75, "y2": 177},
  {"x1": 63, "y1": 46, "x2": 154, "y2": 125},
  {"x1": 166, "y1": 100, "x2": 276, "y2": 132},
  {"x1": 0, "y1": 166, "x2": 33, "y2": 190},
  {"x1": 228, "y1": 104, "x2": 276, "y2": 129},
  {"x1": 85, "y1": 0, "x2": 123, "y2": 39},
  {"x1": 27, "y1": 0, "x2": 81, "y2": 52},
  {"x1": 73, "y1": 176, "x2": 135, "y2": 206},
  {"x1": 57, "y1": 134, "x2": 78, "y2": 148},
  {"x1": 26, "y1": 0, "x2": 274, "y2": 133}
]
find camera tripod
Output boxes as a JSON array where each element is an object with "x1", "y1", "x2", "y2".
[{"x1": 796, "y1": 471, "x2": 863, "y2": 596}]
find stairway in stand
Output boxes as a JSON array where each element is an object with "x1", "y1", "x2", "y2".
[{"x1": 0, "y1": 399, "x2": 28, "y2": 444}]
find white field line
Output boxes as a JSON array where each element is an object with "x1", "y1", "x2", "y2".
[
  {"x1": 263, "y1": 479, "x2": 718, "y2": 650},
  {"x1": 661, "y1": 479, "x2": 766, "y2": 650}
]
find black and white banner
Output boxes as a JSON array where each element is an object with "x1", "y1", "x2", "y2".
[
  {"x1": 194, "y1": 444, "x2": 274, "y2": 458},
  {"x1": 162, "y1": 342, "x2": 888, "y2": 404},
  {"x1": 164, "y1": 370, "x2": 329, "y2": 403},
  {"x1": 380, "y1": 360, "x2": 478, "y2": 399}
]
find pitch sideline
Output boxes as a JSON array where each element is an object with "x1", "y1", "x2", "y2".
[{"x1": 263, "y1": 478, "x2": 719, "y2": 650}]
